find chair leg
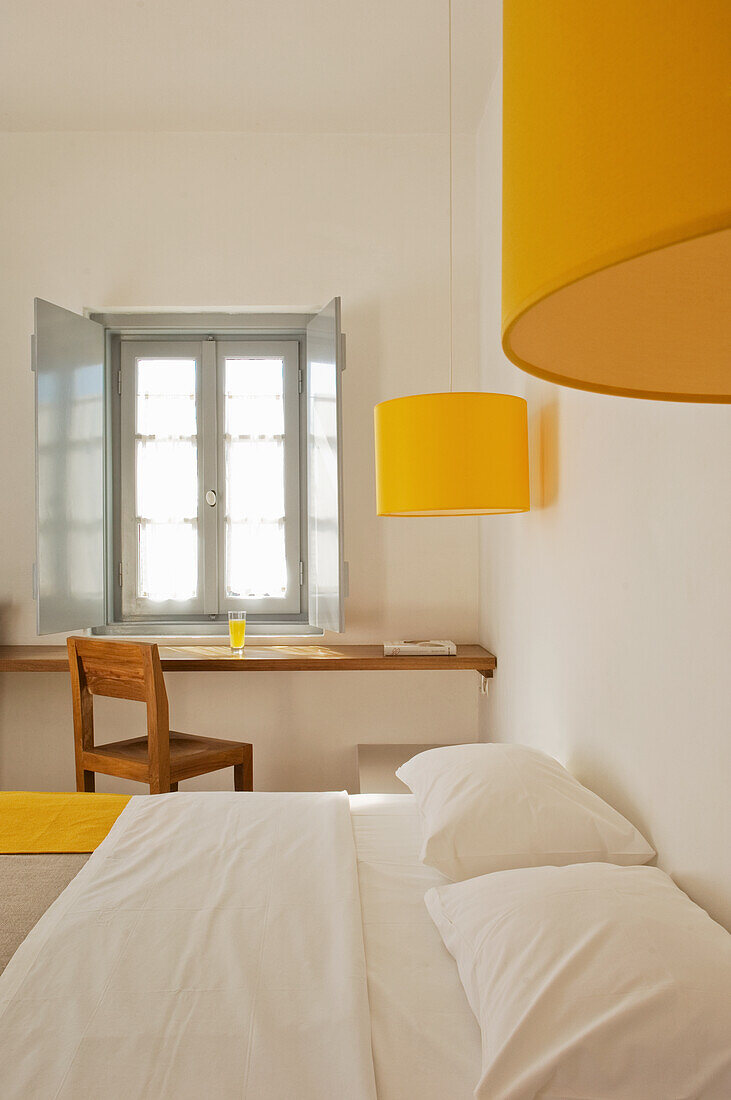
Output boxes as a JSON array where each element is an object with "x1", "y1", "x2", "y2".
[
  {"x1": 234, "y1": 746, "x2": 253, "y2": 792},
  {"x1": 76, "y1": 766, "x2": 95, "y2": 792},
  {"x1": 150, "y1": 777, "x2": 174, "y2": 794}
]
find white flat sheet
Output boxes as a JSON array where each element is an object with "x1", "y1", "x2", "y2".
[
  {"x1": 350, "y1": 794, "x2": 481, "y2": 1100},
  {"x1": 0, "y1": 792, "x2": 377, "y2": 1100}
]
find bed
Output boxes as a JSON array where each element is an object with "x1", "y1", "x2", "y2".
[
  {"x1": 350, "y1": 795, "x2": 481, "y2": 1099},
  {"x1": 0, "y1": 792, "x2": 480, "y2": 1099},
  {"x1": 2, "y1": 754, "x2": 729, "y2": 1099}
]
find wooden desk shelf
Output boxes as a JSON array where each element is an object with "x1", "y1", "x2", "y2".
[{"x1": 0, "y1": 644, "x2": 496, "y2": 676}]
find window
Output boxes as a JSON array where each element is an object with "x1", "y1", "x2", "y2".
[
  {"x1": 33, "y1": 301, "x2": 346, "y2": 636},
  {"x1": 119, "y1": 337, "x2": 302, "y2": 622}
]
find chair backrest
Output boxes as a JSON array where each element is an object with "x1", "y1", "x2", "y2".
[{"x1": 67, "y1": 637, "x2": 170, "y2": 756}]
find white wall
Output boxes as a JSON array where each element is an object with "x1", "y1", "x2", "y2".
[
  {"x1": 0, "y1": 131, "x2": 481, "y2": 793},
  {"x1": 7, "y1": 43, "x2": 726, "y2": 937},
  {"x1": 477, "y1": 74, "x2": 731, "y2": 930}
]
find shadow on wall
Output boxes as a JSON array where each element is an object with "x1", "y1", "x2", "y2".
[
  {"x1": 0, "y1": 600, "x2": 22, "y2": 645},
  {"x1": 566, "y1": 744, "x2": 658, "y2": 867},
  {"x1": 529, "y1": 398, "x2": 560, "y2": 510}
]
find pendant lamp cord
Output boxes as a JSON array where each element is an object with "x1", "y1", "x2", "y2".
[{"x1": 448, "y1": 0, "x2": 454, "y2": 392}]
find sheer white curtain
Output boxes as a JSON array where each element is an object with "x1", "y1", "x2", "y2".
[
  {"x1": 224, "y1": 358, "x2": 287, "y2": 599},
  {"x1": 135, "y1": 359, "x2": 198, "y2": 602}
]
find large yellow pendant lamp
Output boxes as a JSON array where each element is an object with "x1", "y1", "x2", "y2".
[
  {"x1": 502, "y1": 0, "x2": 731, "y2": 402},
  {"x1": 375, "y1": 0, "x2": 530, "y2": 516}
]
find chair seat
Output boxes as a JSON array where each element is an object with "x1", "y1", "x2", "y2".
[{"x1": 85, "y1": 732, "x2": 251, "y2": 783}]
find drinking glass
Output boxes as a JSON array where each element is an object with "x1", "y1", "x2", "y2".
[{"x1": 228, "y1": 611, "x2": 246, "y2": 653}]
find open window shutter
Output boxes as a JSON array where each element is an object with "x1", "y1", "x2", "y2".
[
  {"x1": 34, "y1": 298, "x2": 106, "y2": 634},
  {"x1": 306, "y1": 297, "x2": 345, "y2": 632}
]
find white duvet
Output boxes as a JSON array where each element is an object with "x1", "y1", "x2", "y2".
[{"x1": 0, "y1": 792, "x2": 377, "y2": 1100}]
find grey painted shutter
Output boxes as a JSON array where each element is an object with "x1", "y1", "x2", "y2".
[
  {"x1": 306, "y1": 298, "x2": 345, "y2": 632},
  {"x1": 34, "y1": 298, "x2": 106, "y2": 634}
]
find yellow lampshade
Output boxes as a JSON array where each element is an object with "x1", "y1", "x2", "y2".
[
  {"x1": 503, "y1": 0, "x2": 731, "y2": 402},
  {"x1": 374, "y1": 392, "x2": 529, "y2": 516}
]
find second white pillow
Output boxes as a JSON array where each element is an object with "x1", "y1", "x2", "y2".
[
  {"x1": 425, "y1": 863, "x2": 731, "y2": 1099},
  {"x1": 396, "y1": 743, "x2": 654, "y2": 880}
]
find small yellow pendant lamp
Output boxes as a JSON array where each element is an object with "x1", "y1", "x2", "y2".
[
  {"x1": 374, "y1": 0, "x2": 530, "y2": 517},
  {"x1": 375, "y1": 391, "x2": 529, "y2": 516},
  {"x1": 502, "y1": 0, "x2": 731, "y2": 402}
]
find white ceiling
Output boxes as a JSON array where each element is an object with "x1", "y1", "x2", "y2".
[{"x1": 0, "y1": 0, "x2": 500, "y2": 133}]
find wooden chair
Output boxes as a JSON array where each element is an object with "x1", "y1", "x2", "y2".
[{"x1": 67, "y1": 637, "x2": 253, "y2": 794}]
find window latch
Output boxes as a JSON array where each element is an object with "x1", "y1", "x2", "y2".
[{"x1": 205, "y1": 489, "x2": 217, "y2": 507}]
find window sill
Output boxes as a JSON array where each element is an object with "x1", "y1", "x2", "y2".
[{"x1": 92, "y1": 623, "x2": 325, "y2": 642}]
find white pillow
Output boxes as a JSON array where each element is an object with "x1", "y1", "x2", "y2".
[
  {"x1": 426, "y1": 863, "x2": 731, "y2": 1100},
  {"x1": 396, "y1": 744, "x2": 654, "y2": 880}
]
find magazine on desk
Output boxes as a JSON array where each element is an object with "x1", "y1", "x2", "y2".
[{"x1": 383, "y1": 640, "x2": 457, "y2": 656}]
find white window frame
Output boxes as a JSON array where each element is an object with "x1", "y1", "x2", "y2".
[
  {"x1": 216, "y1": 340, "x2": 302, "y2": 616},
  {"x1": 117, "y1": 334, "x2": 303, "y2": 624}
]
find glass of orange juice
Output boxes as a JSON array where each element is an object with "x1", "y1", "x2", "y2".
[{"x1": 228, "y1": 611, "x2": 246, "y2": 653}]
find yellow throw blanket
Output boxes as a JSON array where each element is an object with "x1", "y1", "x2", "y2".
[{"x1": 0, "y1": 792, "x2": 131, "y2": 853}]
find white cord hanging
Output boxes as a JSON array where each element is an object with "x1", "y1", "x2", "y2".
[{"x1": 448, "y1": 0, "x2": 454, "y2": 392}]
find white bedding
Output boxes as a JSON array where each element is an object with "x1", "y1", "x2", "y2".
[
  {"x1": 350, "y1": 794, "x2": 481, "y2": 1100},
  {"x1": 0, "y1": 792, "x2": 377, "y2": 1100}
]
